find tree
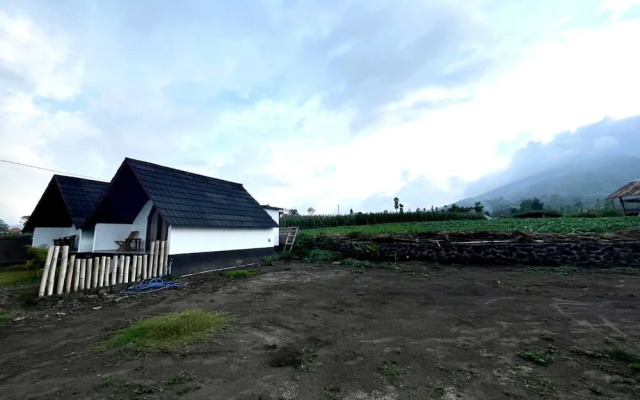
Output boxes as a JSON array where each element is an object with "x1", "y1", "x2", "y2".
[
  {"x1": 473, "y1": 202, "x2": 484, "y2": 214},
  {"x1": 20, "y1": 215, "x2": 30, "y2": 225},
  {"x1": 350, "y1": 208, "x2": 353, "y2": 214},
  {"x1": 393, "y1": 197, "x2": 400, "y2": 212},
  {"x1": 288, "y1": 209, "x2": 299, "y2": 216},
  {"x1": 0, "y1": 219, "x2": 9, "y2": 235},
  {"x1": 520, "y1": 198, "x2": 544, "y2": 213},
  {"x1": 307, "y1": 207, "x2": 316, "y2": 215}
]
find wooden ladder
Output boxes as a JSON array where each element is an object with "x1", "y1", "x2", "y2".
[{"x1": 283, "y1": 227, "x2": 299, "y2": 252}]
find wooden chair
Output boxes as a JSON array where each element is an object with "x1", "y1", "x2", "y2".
[
  {"x1": 53, "y1": 235, "x2": 77, "y2": 248},
  {"x1": 115, "y1": 231, "x2": 141, "y2": 252}
]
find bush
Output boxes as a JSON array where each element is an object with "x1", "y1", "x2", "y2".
[
  {"x1": 25, "y1": 245, "x2": 48, "y2": 270},
  {"x1": 513, "y1": 211, "x2": 562, "y2": 219},
  {"x1": 303, "y1": 249, "x2": 342, "y2": 264}
]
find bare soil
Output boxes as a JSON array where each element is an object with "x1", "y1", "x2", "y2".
[{"x1": 1, "y1": 262, "x2": 639, "y2": 399}]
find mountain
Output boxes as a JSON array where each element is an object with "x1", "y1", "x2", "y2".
[{"x1": 458, "y1": 116, "x2": 640, "y2": 213}]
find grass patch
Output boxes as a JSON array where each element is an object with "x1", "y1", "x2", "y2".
[
  {"x1": 522, "y1": 266, "x2": 578, "y2": 276},
  {"x1": 0, "y1": 268, "x2": 40, "y2": 286},
  {"x1": 378, "y1": 361, "x2": 401, "y2": 379},
  {"x1": 303, "y1": 249, "x2": 342, "y2": 264},
  {"x1": 221, "y1": 269, "x2": 261, "y2": 279},
  {"x1": 97, "y1": 309, "x2": 229, "y2": 352},
  {"x1": 519, "y1": 349, "x2": 554, "y2": 366},
  {"x1": 9, "y1": 287, "x2": 39, "y2": 307},
  {"x1": 0, "y1": 311, "x2": 15, "y2": 326},
  {"x1": 341, "y1": 258, "x2": 373, "y2": 273},
  {"x1": 521, "y1": 373, "x2": 554, "y2": 396},
  {"x1": 571, "y1": 346, "x2": 640, "y2": 377},
  {"x1": 166, "y1": 371, "x2": 195, "y2": 386}
]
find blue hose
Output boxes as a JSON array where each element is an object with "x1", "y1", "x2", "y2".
[{"x1": 119, "y1": 261, "x2": 187, "y2": 295}]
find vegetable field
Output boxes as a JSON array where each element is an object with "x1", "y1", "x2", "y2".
[
  {"x1": 298, "y1": 217, "x2": 640, "y2": 238},
  {"x1": 280, "y1": 210, "x2": 484, "y2": 229}
]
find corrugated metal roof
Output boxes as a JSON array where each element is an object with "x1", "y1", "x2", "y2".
[{"x1": 606, "y1": 180, "x2": 640, "y2": 199}]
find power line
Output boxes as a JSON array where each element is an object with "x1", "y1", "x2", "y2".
[{"x1": 0, "y1": 159, "x2": 108, "y2": 181}]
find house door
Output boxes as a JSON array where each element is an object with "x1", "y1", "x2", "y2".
[{"x1": 146, "y1": 206, "x2": 168, "y2": 250}]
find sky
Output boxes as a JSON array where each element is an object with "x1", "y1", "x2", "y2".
[{"x1": 1, "y1": 0, "x2": 640, "y2": 224}]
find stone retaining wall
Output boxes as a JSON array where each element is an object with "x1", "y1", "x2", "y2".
[{"x1": 306, "y1": 237, "x2": 640, "y2": 267}]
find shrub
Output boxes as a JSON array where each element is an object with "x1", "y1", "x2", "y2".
[
  {"x1": 25, "y1": 245, "x2": 48, "y2": 270},
  {"x1": 303, "y1": 249, "x2": 342, "y2": 264}
]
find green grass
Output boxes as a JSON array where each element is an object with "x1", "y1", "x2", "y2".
[
  {"x1": 302, "y1": 249, "x2": 342, "y2": 264},
  {"x1": 519, "y1": 349, "x2": 554, "y2": 366},
  {"x1": 299, "y1": 217, "x2": 640, "y2": 238},
  {"x1": 521, "y1": 373, "x2": 554, "y2": 396},
  {"x1": 221, "y1": 269, "x2": 261, "y2": 279},
  {"x1": 0, "y1": 311, "x2": 15, "y2": 326},
  {"x1": 97, "y1": 309, "x2": 229, "y2": 351},
  {"x1": 378, "y1": 362, "x2": 401, "y2": 379},
  {"x1": 0, "y1": 268, "x2": 40, "y2": 286},
  {"x1": 9, "y1": 287, "x2": 39, "y2": 307}
]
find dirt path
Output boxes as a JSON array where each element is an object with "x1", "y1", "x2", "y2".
[{"x1": 1, "y1": 262, "x2": 639, "y2": 399}]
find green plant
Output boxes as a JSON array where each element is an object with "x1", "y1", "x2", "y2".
[
  {"x1": 519, "y1": 349, "x2": 554, "y2": 366},
  {"x1": 9, "y1": 287, "x2": 39, "y2": 307},
  {"x1": 297, "y1": 217, "x2": 640, "y2": 238},
  {"x1": 222, "y1": 269, "x2": 261, "y2": 279},
  {"x1": 302, "y1": 249, "x2": 342, "y2": 264},
  {"x1": 0, "y1": 311, "x2": 15, "y2": 326},
  {"x1": 96, "y1": 309, "x2": 229, "y2": 351},
  {"x1": 378, "y1": 361, "x2": 401, "y2": 379},
  {"x1": 25, "y1": 245, "x2": 48, "y2": 271},
  {"x1": 260, "y1": 254, "x2": 280, "y2": 265},
  {"x1": 521, "y1": 373, "x2": 554, "y2": 396},
  {"x1": 166, "y1": 371, "x2": 195, "y2": 386},
  {"x1": 341, "y1": 258, "x2": 373, "y2": 273}
]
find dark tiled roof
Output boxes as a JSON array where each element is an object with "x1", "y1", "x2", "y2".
[
  {"x1": 23, "y1": 175, "x2": 108, "y2": 232},
  {"x1": 55, "y1": 176, "x2": 109, "y2": 227},
  {"x1": 125, "y1": 158, "x2": 277, "y2": 229}
]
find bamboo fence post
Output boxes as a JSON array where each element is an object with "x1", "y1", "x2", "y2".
[
  {"x1": 98, "y1": 256, "x2": 106, "y2": 288},
  {"x1": 86, "y1": 258, "x2": 93, "y2": 289},
  {"x1": 131, "y1": 256, "x2": 138, "y2": 282},
  {"x1": 46, "y1": 246, "x2": 61, "y2": 297},
  {"x1": 117, "y1": 255, "x2": 124, "y2": 283},
  {"x1": 110, "y1": 256, "x2": 117, "y2": 286},
  {"x1": 65, "y1": 255, "x2": 76, "y2": 293},
  {"x1": 79, "y1": 259, "x2": 87, "y2": 290},
  {"x1": 93, "y1": 257, "x2": 100, "y2": 288},
  {"x1": 123, "y1": 256, "x2": 130, "y2": 284},
  {"x1": 72, "y1": 259, "x2": 81, "y2": 292},
  {"x1": 149, "y1": 241, "x2": 156, "y2": 277},
  {"x1": 56, "y1": 246, "x2": 69, "y2": 295},
  {"x1": 159, "y1": 241, "x2": 165, "y2": 275},
  {"x1": 38, "y1": 246, "x2": 55, "y2": 297},
  {"x1": 142, "y1": 254, "x2": 148, "y2": 279}
]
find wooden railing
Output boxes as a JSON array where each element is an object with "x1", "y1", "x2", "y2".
[{"x1": 38, "y1": 240, "x2": 169, "y2": 297}]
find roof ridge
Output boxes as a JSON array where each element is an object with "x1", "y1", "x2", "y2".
[
  {"x1": 53, "y1": 174, "x2": 109, "y2": 184},
  {"x1": 124, "y1": 158, "x2": 244, "y2": 187}
]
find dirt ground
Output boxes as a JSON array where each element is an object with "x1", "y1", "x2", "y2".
[{"x1": 1, "y1": 262, "x2": 639, "y2": 400}]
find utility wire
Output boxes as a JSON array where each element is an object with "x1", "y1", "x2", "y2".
[{"x1": 0, "y1": 159, "x2": 108, "y2": 181}]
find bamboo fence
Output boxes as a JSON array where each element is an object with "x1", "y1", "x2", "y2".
[{"x1": 38, "y1": 240, "x2": 169, "y2": 297}]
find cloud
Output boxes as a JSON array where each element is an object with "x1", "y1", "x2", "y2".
[{"x1": 1, "y1": 1, "x2": 640, "y2": 224}]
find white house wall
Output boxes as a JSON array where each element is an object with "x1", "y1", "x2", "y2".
[
  {"x1": 93, "y1": 200, "x2": 153, "y2": 251},
  {"x1": 32, "y1": 226, "x2": 78, "y2": 248},
  {"x1": 78, "y1": 229, "x2": 94, "y2": 252},
  {"x1": 264, "y1": 209, "x2": 280, "y2": 246},
  {"x1": 168, "y1": 226, "x2": 274, "y2": 254}
]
